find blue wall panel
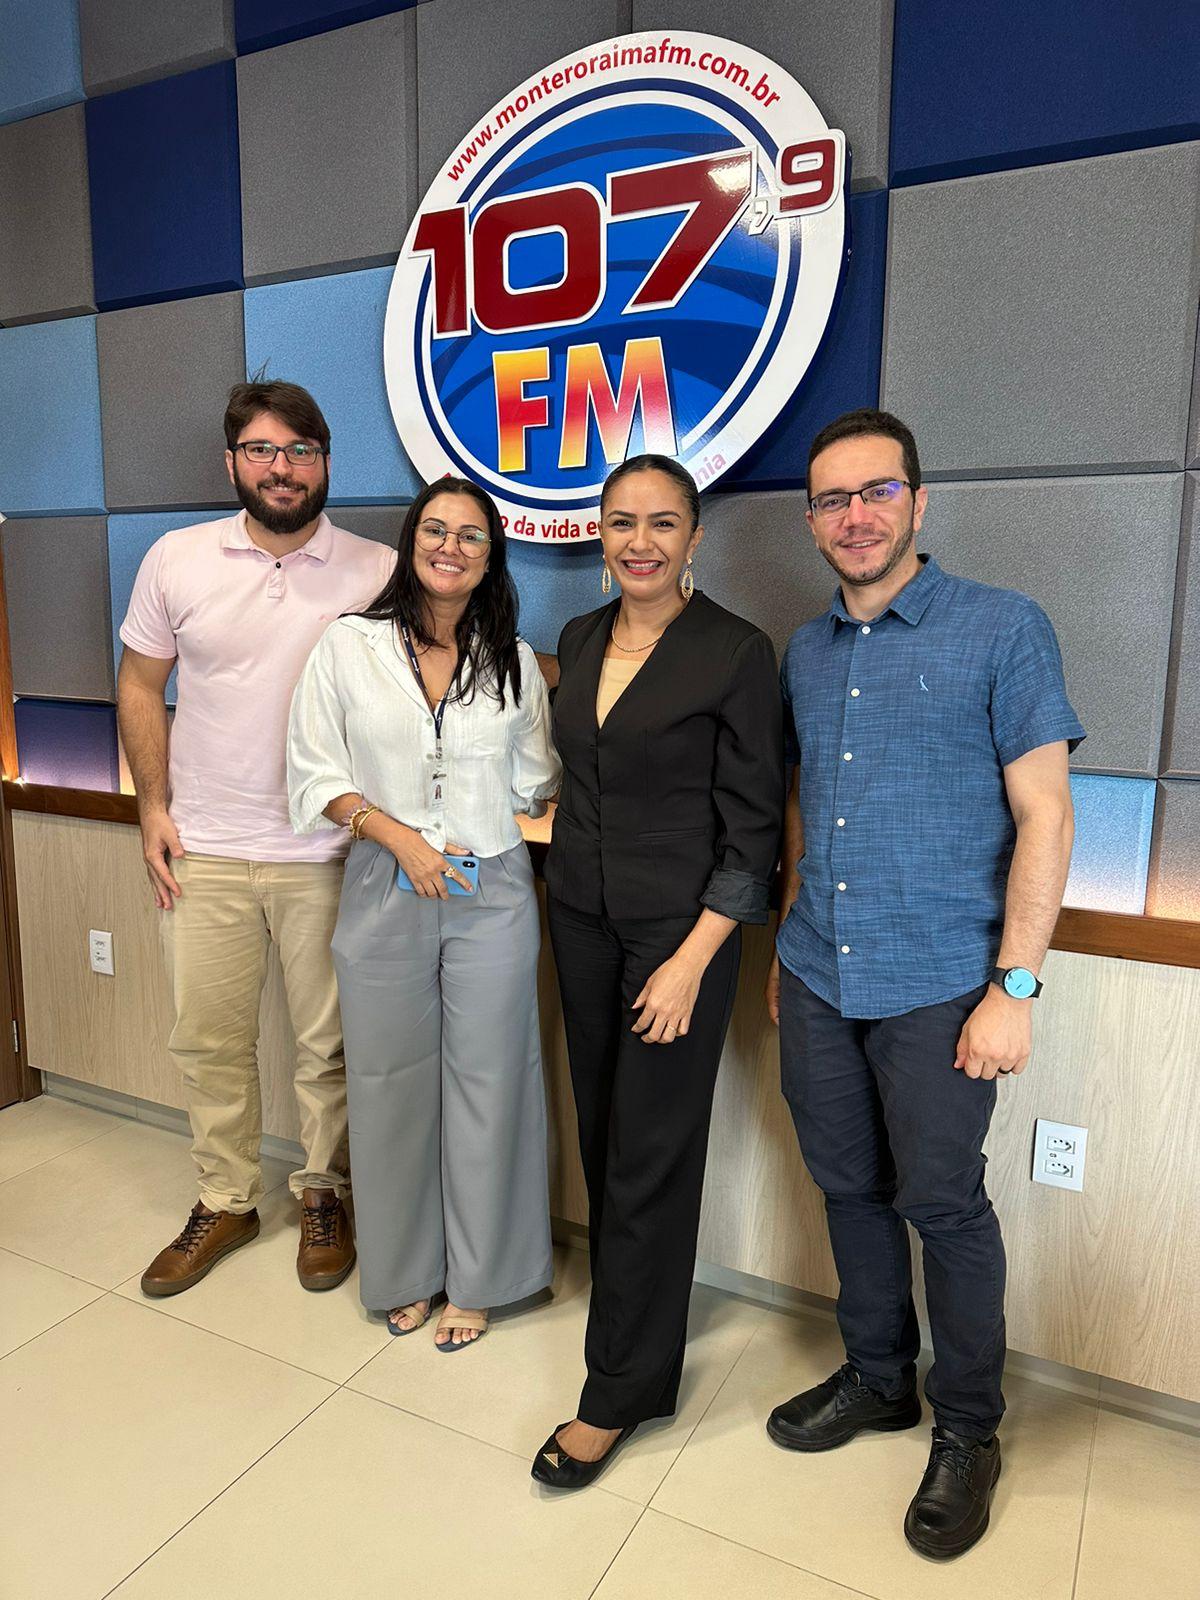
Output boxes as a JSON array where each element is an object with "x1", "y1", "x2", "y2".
[
  {"x1": 0, "y1": 0, "x2": 83, "y2": 125},
  {"x1": 235, "y1": 0, "x2": 419, "y2": 54},
  {"x1": 0, "y1": 318, "x2": 105, "y2": 516},
  {"x1": 723, "y1": 189, "x2": 887, "y2": 489},
  {"x1": 508, "y1": 542, "x2": 605, "y2": 657},
  {"x1": 14, "y1": 700, "x2": 119, "y2": 790},
  {"x1": 108, "y1": 512, "x2": 219, "y2": 706},
  {"x1": 85, "y1": 62, "x2": 243, "y2": 309},
  {"x1": 891, "y1": 0, "x2": 1200, "y2": 185},
  {"x1": 1064, "y1": 775, "x2": 1156, "y2": 916},
  {"x1": 243, "y1": 267, "x2": 420, "y2": 503}
]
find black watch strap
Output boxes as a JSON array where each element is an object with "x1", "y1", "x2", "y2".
[{"x1": 990, "y1": 965, "x2": 1043, "y2": 999}]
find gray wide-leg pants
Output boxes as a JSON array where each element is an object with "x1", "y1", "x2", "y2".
[{"x1": 331, "y1": 839, "x2": 554, "y2": 1313}]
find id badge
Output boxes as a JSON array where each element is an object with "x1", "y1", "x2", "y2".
[{"x1": 430, "y1": 740, "x2": 447, "y2": 812}]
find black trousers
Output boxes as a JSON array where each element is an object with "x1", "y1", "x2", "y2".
[
  {"x1": 548, "y1": 896, "x2": 741, "y2": 1428},
  {"x1": 779, "y1": 966, "x2": 1006, "y2": 1440}
]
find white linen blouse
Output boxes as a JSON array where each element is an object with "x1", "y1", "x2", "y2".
[{"x1": 287, "y1": 614, "x2": 561, "y2": 857}]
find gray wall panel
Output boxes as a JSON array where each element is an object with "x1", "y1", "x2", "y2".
[
  {"x1": 1188, "y1": 326, "x2": 1200, "y2": 470},
  {"x1": 80, "y1": 0, "x2": 235, "y2": 96},
  {"x1": 97, "y1": 293, "x2": 245, "y2": 509},
  {"x1": 415, "y1": 0, "x2": 632, "y2": 189},
  {"x1": 883, "y1": 143, "x2": 1200, "y2": 478},
  {"x1": 0, "y1": 105, "x2": 94, "y2": 325},
  {"x1": 328, "y1": 504, "x2": 411, "y2": 549},
  {"x1": 632, "y1": 0, "x2": 892, "y2": 191},
  {"x1": 2, "y1": 517, "x2": 114, "y2": 699},
  {"x1": 1146, "y1": 779, "x2": 1200, "y2": 920},
  {"x1": 694, "y1": 489, "x2": 834, "y2": 657},
  {"x1": 925, "y1": 475, "x2": 1183, "y2": 777},
  {"x1": 238, "y1": 13, "x2": 418, "y2": 286},
  {"x1": 1162, "y1": 472, "x2": 1199, "y2": 776}
]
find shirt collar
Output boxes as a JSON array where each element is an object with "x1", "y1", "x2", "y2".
[
  {"x1": 220, "y1": 510, "x2": 333, "y2": 563},
  {"x1": 828, "y1": 554, "x2": 943, "y2": 629}
]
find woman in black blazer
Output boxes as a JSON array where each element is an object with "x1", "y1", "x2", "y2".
[{"x1": 531, "y1": 455, "x2": 784, "y2": 1489}]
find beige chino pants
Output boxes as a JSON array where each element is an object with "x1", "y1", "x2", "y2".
[{"x1": 160, "y1": 853, "x2": 349, "y2": 1214}]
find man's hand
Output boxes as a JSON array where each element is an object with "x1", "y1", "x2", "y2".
[
  {"x1": 141, "y1": 807, "x2": 185, "y2": 909},
  {"x1": 765, "y1": 954, "x2": 781, "y2": 1026},
  {"x1": 954, "y1": 985, "x2": 1032, "y2": 1079}
]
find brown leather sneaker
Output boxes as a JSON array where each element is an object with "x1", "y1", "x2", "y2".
[
  {"x1": 297, "y1": 1188, "x2": 356, "y2": 1291},
  {"x1": 141, "y1": 1203, "x2": 260, "y2": 1297}
]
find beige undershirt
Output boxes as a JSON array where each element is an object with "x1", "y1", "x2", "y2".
[{"x1": 596, "y1": 653, "x2": 648, "y2": 726}]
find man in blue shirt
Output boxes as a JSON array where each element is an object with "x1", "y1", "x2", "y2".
[{"x1": 765, "y1": 409, "x2": 1083, "y2": 1560}]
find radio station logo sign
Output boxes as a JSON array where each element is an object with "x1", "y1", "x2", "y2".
[{"x1": 385, "y1": 32, "x2": 847, "y2": 541}]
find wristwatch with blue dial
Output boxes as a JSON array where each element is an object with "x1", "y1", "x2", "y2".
[{"x1": 991, "y1": 966, "x2": 1042, "y2": 999}]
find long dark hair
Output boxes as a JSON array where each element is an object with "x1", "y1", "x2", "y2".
[{"x1": 358, "y1": 478, "x2": 522, "y2": 707}]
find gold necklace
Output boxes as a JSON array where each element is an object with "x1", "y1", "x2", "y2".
[{"x1": 610, "y1": 623, "x2": 662, "y2": 653}]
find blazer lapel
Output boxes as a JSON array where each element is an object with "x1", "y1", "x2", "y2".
[{"x1": 596, "y1": 591, "x2": 708, "y2": 733}]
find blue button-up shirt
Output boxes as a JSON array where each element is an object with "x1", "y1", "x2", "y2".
[{"x1": 777, "y1": 556, "x2": 1085, "y2": 1019}]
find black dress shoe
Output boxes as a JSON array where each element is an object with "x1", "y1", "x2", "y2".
[
  {"x1": 766, "y1": 1362, "x2": 922, "y2": 1451},
  {"x1": 530, "y1": 1421, "x2": 638, "y2": 1489},
  {"x1": 904, "y1": 1426, "x2": 1001, "y2": 1560}
]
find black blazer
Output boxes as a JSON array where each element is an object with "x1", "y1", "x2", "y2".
[{"x1": 545, "y1": 592, "x2": 784, "y2": 923}]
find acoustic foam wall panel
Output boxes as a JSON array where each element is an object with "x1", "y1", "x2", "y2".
[
  {"x1": 883, "y1": 143, "x2": 1200, "y2": 480},
  {"x1": 632, "y1": 0, "x2": 893, "y2": 192},
  {"x1": 724, "y1": 189, "x2": 887, "y2": 489},
  {"x1": 1063, "y1": 775, "x2": 1155, "y2": 916},
  {"x1": 243, "y1": 267, "x2": 420, "y2": 503},
  {"x1": 14, "y1": 700, "x2": 119, "y2": 790},
  {"x1": 0, "y1": 105, "x2": 95, "y2": 326},
  {"x1": 85, "y1": 61, "x2": 243, "y2": 310},
  {"x1": 97, "y1": 293, "x2": 246, "y2": 510},
  {"x1": 1146, "y1": 780, "x2": 1200, "y2": 921},
  {"x1": 1162, "y1": 473, "x2": 1200, "y2": 778},
  {"x1": 0, "y1": 318, "x2": 105, "y2": 517},
  {"x1": 891, "y1": 0, "x2": 1200, "y2": 186},
  {"x1": 923, "y1": 474, "x2": 1184, "y2": 778},
  {"x1": 1189, "y1": 335, "x2": 1200, "y2": 472},
  {"x1": 79, "y1": 0, "x2": 236, "y2": 97},
  {"x1": 107, "y1": 511, "x2": 218, "y2": 707},
  {"x1": 2, "y1": 518, "x2": 114, "y2": 700},
  {"x1": 0, "y1": 0, "x2": 83, "y2": 126},
  {"x1": 235, "y1": 0, "x2": 419, "y2": 55},
  {"x1": 507, "y1": 541, "x2": 605, "y2": 657},
  {"x1": 327, "y1": 505, "x2": 410, "y2": 549},
  {"x1": 414, "y1": 0, "x2": 633, "y2": 189},
  {"x1": 237, "y1": 11, "x2": 418, "y2": 286}
]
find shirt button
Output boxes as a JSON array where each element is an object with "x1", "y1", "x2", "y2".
[
  {"x1": 837, "y1": 882, "x2": 847, "y2": 891},
  {"x1": 841, "y1": 945, "x2": 851, "y2": 954},
  {"x1": 843, "y1": 752, "x2": 853, "y2": 761},
  {"x1": 861, "y1": 625, "x2": 871, "y2": 635},
  {"x1": 836, "y1": 817, "x2": 846, "y2": 827},
  {"x1": 850, "y1": 688, "x2": 860, "y2": 698}
]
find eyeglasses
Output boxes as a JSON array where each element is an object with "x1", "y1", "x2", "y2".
[
  {"x1": 235, "y1": 440, "x2": 326, "y2": 467},
  {"x1": 415, "y1": 520, "x2": 491, "y2": 557},
  {"x1": 809, "y1": 479, "x2": 911, "y2": 518}
]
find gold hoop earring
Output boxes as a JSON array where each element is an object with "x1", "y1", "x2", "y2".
[
  {"x1": 601, "y1": 564, "x2": 612, "y2": 596},
  {"x1": 680, "y1": 557, "x2": 694, "y2": 601}
]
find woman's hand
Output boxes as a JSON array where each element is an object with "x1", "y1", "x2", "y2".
[
  {"x1": 631, "y1": 953, "x2": 704, "y2": 1044},
  {"x1": 381, "y1": 821, "x2": 474, "y2": 899}
]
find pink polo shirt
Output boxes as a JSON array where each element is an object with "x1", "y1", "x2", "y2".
[{"x1": 120, "y1": 511, "x2": 396, "y2": 862}]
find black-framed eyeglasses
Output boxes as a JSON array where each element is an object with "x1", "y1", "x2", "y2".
[
  {"x1": 234, "y1": 440, "x2": 326, "y2": 467},
  {"x1": 415, "y1": 520, "x2": 491, "y2": 557},
  {"x1": 809, "y1": 479, "x2": 911, "y2": 517}
]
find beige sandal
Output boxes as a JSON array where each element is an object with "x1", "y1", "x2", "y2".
[
  {"x1": 435, "y1": 1306, "x2": 489, "y2": 1353},
  {"x1": 386, "y1": 1300, "x2": 432, "y2": 1337}
]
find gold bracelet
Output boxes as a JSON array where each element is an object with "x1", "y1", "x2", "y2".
[{"x1": 347, "y1": 803, "x2": 378, "y2": 840}]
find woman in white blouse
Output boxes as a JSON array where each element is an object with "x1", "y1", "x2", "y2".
[{"x1": 287, "y1": 478, "x2": 561, "y2": 1348}]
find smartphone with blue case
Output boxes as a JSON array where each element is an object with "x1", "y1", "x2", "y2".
[{"x1": 395, "y1": 853, "x2": 479, "y2": 895}]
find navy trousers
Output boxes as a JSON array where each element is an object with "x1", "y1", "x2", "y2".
[{"x1": 779, "y1": 965, "x2": 1006, "y2": 1439}]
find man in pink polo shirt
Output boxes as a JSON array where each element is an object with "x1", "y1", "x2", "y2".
[{"x1": 117, "y1": 379, "x2": 395, "y2": 1296}]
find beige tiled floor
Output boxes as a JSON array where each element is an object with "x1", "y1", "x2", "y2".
[{"x1": 2, "y1": 1095, "x2": 1197, "y2": 1600}]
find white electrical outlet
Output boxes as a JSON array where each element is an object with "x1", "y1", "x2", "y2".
[
  {"x1": 1032, "y1": 1118, "x2": 1087, "y2": 1192},
  {"x1": 88, "y1": 929, "x2": 115, "y2": 977}
]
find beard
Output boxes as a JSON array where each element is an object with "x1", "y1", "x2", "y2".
[
  {"x1": 821, "y1": 519, "x2": 915, "y2": 588},
  {"x1": 234, "y1": 467, "x2": 329, "y2": 535}
]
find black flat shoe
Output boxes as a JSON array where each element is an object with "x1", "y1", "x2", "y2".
[
  {"x1": 767, "y1": 1362, "x2": 922, "y2": 1451},
  {"x1": 904, "y1": 1426, "x2": 1001, "y2": 1560},
  {"x1": 530, "y1": 1421, "x2": 638, "y2": 1489}
]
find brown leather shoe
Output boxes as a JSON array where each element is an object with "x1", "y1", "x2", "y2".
[
  {"x1": 141, "y1": 1203, "x2": 260, "y2": 1297},
  {"x1": 297, "y1": 1188, "x2": 356, "y2": 1291}
]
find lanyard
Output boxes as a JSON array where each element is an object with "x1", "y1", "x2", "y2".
[{"x1": 400, "y1": 625, "x2": 451, "y2": 744}]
